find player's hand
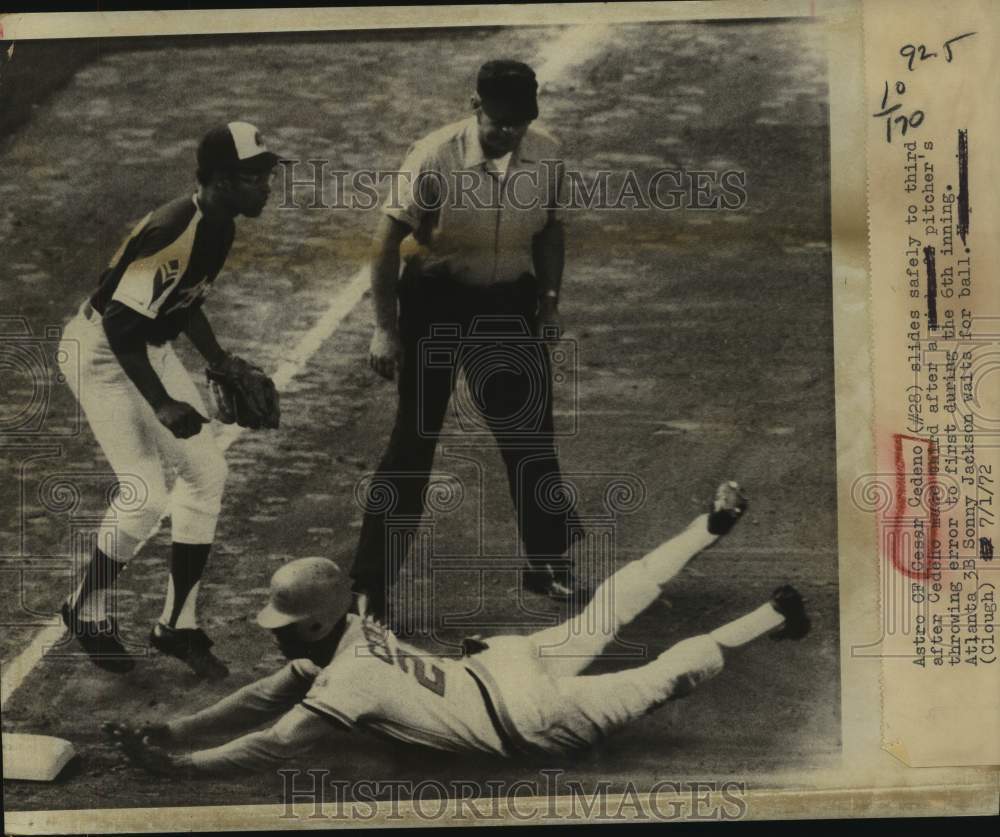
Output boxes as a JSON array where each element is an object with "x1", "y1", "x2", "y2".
[
  {"x1": 155, "y1": 399, "x2": 209, "y2": 439},
  {"x1": 535, "y1": 297, "x2": 562, "y2": 344},
  {"x1": 103, "y1": 721, "x2": 181, "y2": 776},
  {"x1": 102, "y1": 720, "x2": 174, "y2": 746},
  {"x1": 369, "y1": 326, "x2": 402, "y2": 380}
]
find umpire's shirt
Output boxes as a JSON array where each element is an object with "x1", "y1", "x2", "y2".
[{"x1": 385, "y1": 116, "x2": 563, "y2": 285}]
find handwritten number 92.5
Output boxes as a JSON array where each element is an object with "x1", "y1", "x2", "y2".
[
  {"x1": 874, "y1": 80, "x2": 924, "y2": 144},
  {"x1": 900, "y1": 32, "x2": 976, "y2": 71}
]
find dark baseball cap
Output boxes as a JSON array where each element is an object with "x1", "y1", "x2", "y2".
[
  {"x1": 476, "y1": 59, "x2": 539, "y2": 123},
  {"x1": 197, "y1": 121, "x2": 280, "y2": 176}
]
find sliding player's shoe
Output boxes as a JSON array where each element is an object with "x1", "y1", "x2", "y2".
[
  {"x1": 769, "y1": 585, "x2": 811, "y2": 640},
  {"x1": 150, "y1": 623, "x2": 229, "y2": 680},
  {"x1": 707, "y1": 480, "x2": 748, "y2": 535},
  {"x1": 60, "y1": 602, "x2": 136, "y2": 674}
]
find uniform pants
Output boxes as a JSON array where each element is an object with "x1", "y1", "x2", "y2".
[
  {"x1": 352, "y1": 267, "x2": 578, "y2": 598},
  {"x1": 471, "y1": 516, "x2": 725, "y2": 755},
  {"x1": 59, "y1": 309, "x2": 228, "y2": 560}
]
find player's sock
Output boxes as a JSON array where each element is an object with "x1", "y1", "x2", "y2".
[
  {"x1": 68, "y1": 546, "x2": 126, "y2": 623},
  {"x1": 160, "y1": 542, "x2": 211, "y2": 629},
  {"x1": 709, "y1": 601, "x2": 785, "y2": 648}
]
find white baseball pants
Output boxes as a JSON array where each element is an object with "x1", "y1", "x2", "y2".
[{"x1": 59, "y1": 308, "x2": 228, "y2": 560}]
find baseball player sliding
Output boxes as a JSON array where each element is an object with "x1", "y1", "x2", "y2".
[
  {"x1": 57, "y1": 122, "x2": 282, "y2": 679},
  {"x1": 105, "y1": 482, "x2": 810, "y2": 772}
]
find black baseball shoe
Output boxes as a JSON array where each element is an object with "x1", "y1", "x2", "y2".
[
  {"x1": 150, "y1": 623, "x2": 229, "y2": 680},
  {"x1": 60, "y1": 602, "x2": 136, "y2": 674},
  {"x1": 707, "y1": 480, "x2": 748, "y2": 535},
  {"x1": 769, "y1": 585, "x2": 811, "y2": 640}
]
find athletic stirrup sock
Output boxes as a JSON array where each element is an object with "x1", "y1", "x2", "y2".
[{"x1": 161, "y1": 542, "x2": 212, "y2": 629}]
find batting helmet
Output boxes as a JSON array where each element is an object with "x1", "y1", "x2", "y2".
[{"x1": 256, "y1": 557, "x2": 352, "y2": 629}]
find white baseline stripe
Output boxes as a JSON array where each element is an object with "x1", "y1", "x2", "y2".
[
  {"x1": 534, "y1": 23, "x2": 610, "y2": 88},
  {"x1": 1, "y1": 24, "x2": 611, "y2": 709}
]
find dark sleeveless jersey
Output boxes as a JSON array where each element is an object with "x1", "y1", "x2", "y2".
[{"x1": 90, "y1": 194, "x2": 235, "y2": 346}]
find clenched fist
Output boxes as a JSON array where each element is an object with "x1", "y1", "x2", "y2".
[{"x1": 369, "y1": 325, "x2": 402, "y2": 380}]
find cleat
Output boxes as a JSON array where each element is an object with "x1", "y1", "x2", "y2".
[
  {"x1": 60, "y1": 603, "x2": 136, "y2": 674},
  {"x1": 150, "y1": 623, "x2": 229, "y2": 680},
  {"x1": 769, "y1": 585, "x2": 811, "y2": 640},
  {"x1": 707, "y1": 480, "x2": 748, "y2": 535}
]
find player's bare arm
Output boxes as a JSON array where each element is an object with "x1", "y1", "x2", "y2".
[
  {"x1": 367, "y1": 214, "x2": 412, "y2": 380},
  {"x1": 102, "y1": 304, "x2": 208, "y2": 439},
  {"x1": 531, "y1": 209, "x2": 565, "y2": 340}
]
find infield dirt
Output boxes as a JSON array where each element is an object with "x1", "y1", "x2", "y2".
[{"x1": 1, "y1": 21, "x2": 838, "y2": 810}]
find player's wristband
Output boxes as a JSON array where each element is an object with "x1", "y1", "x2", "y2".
[{"x1": 540, "y1": 289, "x2": 559, "y2": 302}]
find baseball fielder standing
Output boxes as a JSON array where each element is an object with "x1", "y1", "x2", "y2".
[
  {"x1": 357, "y1": 59, "x2": 580, "y2": 613},
  {"x1": 106, "y1": 482, "x2": 811, "y2": 772},
  {"x1": 57, "y1": 122, "x2": 281, "y2": 678}
]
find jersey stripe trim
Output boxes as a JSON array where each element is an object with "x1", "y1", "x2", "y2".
[
  {"x1": 299, "y1": 700, "x2": 354, "y2": 731},
  {"x1": 464, "y1": 667, "x2": 514, "y2": 758},
  {"x1": 110, "y1": 199, "x2": 202, "y2": 318},
  {"x1": 464, "y1": 659, "x2": 550, "y2": 760}
]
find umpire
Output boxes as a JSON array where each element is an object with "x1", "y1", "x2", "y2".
[{"x1": 355, "y1": 59, "x2": 582, "y2": 614}]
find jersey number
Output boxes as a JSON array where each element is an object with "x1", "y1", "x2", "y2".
[
  {"x1": 395, "y1": 650, "x2": 446, "y2": 697},
  {"x1": 364, "y1": 628, "x2": 446, "y2": 697}
]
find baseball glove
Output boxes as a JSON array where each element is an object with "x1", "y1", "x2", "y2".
[{"x1": 206, "y1": 355, "x2": 280, "y2": 430}]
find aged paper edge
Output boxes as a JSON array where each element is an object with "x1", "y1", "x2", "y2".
[
  {"x1": 4, "y1": 1, "x2": 830, "y2": 39},
  {"x1": 5, "y1": 783, "x2": 999, "y2": 832},
  {"x1": 865, "y1": 0, "x2": 1000, "y2": 768}
]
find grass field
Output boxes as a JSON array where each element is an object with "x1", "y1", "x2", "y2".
[{"x1": 1, "y1": 20, "x2": 838, "y2": 811}]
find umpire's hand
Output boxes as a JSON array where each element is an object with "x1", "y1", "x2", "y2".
[
  {"x1": 536, "y1": 296, "x2": 562, "y2": 344},
  {"x1": 369, "y1": 326, "x2": 402, "y2": 380}
]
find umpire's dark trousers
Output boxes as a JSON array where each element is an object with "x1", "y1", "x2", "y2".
[{"x1": 351, "y1": 264, "x2": 579, "y2": 602}]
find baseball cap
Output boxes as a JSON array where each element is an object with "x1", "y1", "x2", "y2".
[
  {"x1": 197, "y1": 121, "x2": 280, "y2": 177},
  {"x1": 476, "y1": 59, "x2": 539, "y2": 123}
]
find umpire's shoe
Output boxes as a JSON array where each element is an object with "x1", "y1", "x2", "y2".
[
  {"x1": 707, "y1": 480, "x2": 748, "y2": 535},
  {"x1": 60, "y1": 603, "x2": 136, "y2": 674},
  {"x1": 769, "y1": 585, "x2": 811, "y2": 640},
  {"x1": 522, "y1": 562, "x2": 592, "y2": 603},
  {"x1": 150, "y1": 623, "x2": 229, "y2": 680}
]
